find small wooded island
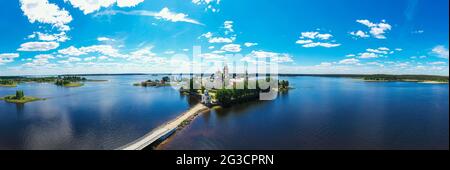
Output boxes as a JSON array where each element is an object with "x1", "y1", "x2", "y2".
[
  {"x1": 55, "y1": 76, "x2": 86, "y2": 87},
  {"x1": 0, "y1": 90, "x2": 44, "y2": 104},
  {"x1": 134, "y1": 76, "x2": 172, "y2": 87}
]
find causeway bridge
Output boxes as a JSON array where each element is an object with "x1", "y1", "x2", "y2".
[{"x1": 118, "y1": 103, "x2": 209, "y2": 150}]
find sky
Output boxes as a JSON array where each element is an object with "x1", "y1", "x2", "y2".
[{"x1": 0, "y1": 0, "x2": 449, "y2": 76}]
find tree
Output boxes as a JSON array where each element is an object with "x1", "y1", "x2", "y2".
[
  {"x1": 216, "y1": 89, "x2": 233, "y2": 106},
  {"x1": 201, "y1": 86, "x2": 206, "y2": 94},
  {"x1": 162, "y1": 76, "x2": 170, "y2": 83},
  {"x1": 189, "y1": 77, "x2": 195, "y2": 92},
  {"x1": 16, "y1": 90, "x2": 24, "y2": 99}
]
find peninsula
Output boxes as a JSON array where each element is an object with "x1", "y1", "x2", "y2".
[{"x1": 0, "y1": 75, "x2": 107, "y2": 88}]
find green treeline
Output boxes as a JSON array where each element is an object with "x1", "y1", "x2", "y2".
[
  {"x1": 362, "y1": 74, "x2": 449, "y2": 82},
  {"x1": 55, "y1": 76, "x2": 86, "y2": 87},
  {"x1": 214, "y1": 78, "x2": 290, "y2": 107},
  {"x1": 134, "y1": 76, "x2": 171, "y2": 87}
]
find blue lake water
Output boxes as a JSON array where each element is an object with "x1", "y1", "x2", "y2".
[
  {"x1": 160, "y1": 76, "x2": 449, "y2": 150},
  {"x1": 0, "y1": 76, "x2": 448, "y2": 150},
  {"x1": 0, "y1": 75, "x2": 197, "y2": 149}
]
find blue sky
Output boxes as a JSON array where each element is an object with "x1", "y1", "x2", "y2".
[{"x1": 0, "y1": 0, "x2": 448, "y2": 76}]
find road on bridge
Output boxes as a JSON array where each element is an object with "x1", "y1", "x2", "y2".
[{"x1": 119, "y1": 103, "x2": 210, "y2": 150}]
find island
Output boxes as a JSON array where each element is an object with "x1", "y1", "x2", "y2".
[
  {"x1": 179, "y1": 66, "x2": 291, "y2": 107},
  {"x1": 134, "y1": 76, "x2": 172, "y2": 87},
  {"x1": 55, "y1": 76, "x2": 86, "y2": 87},
  {"x1": 0, "y1": 90, "x2": 44, "y2": 104}
]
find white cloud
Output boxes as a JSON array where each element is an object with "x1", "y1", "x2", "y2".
[
  {"x1": 199, "y1": 53, "x2": 224, "y2": 60},
  {"x1": 126, "y1": 47, "x2": 166, "y2": 64},
  {"x1": 350, "y1": 30, "x2": 369, "y2": 38},
  {"x1": 300, "y1": 32, "x2": 332, "y2": 40},
  {"x1": 200, "y1": 32, "x2": 236, "y2": 44},
  {"x1": 224, "y1": 21, "x2": 234, "y2": 34},
  {"x1": 35, "y1": 54, "x2": 55, "y2": 60},
  {"x1": 65, "y1": 0, "x2": 144, "y2": 15},
  {"x1": 246, "y1": 51, "x2": 294, "y2": 63},
  {"x1": 58, "y1": 46, "x2": 87, "y2": 56},
  {"x1": 221, "y1": 44, "x2": 241, "y2": 52},
  {"x1": 301, "y1": 32, "x2": 319, "y2": 39},
  {"x1": 244, "y1": 42, "x2": 258, "y2": 47},
  {"x1": 17, "y1": 41, "x2": 59, "y2": 51},
  {"x1": 84, "y1": 56, "x2": 96, "y2": 61},
  {"x1": 355, "y1": 19, "x2": 392, "y2": 39},
  {"x1": 429, "y1": 61, "x2": 447, "y2": 65},
  {"x1": 316, "y1": 62, "x2": 333, "y2": 67},
  {"x1": 366, "y1": 48, "x2": 388, "y2": 54},
  {"x1": 339, "y1": 58, "x2": 360, "y2": 65},
  {"x1": 359, "y1": 52, "x2": 380, "y2": 59},
  {"x1": 412, "y1": 30, "x2": 424, "y2": 34},
  {"x1": 97, "y1": 37, "x2": 114, "y2": 42},
  {"x1": 154, "y1": 7, "x2": 202, "y2": 25},
  {"x1": 58, "y1": 45, "x2": 123, "y2": 58},
  {"x1": 98, "y1": 56, "x2": 109, "y2": 60},
  {"x1": 79, "y1": 45, "x2": 123, "y2": 57},
  {"x1": 95, "y1": 8, "x2": 202, "y2": 25},
  {"x1": 367, "y1": 62, "x2": 384, "y2": 67},
  {"x1": 68, "y1": 57, "x2": 82, "y2": 62},
  {"x1": 201, "y1": 32, "x2": 213, "y2": 39},
  {"x1": 316, "y1": 33, "x2": 333, "y2": 40},
  {"x1": 20, "y1": 0, "x2": 72, "y2": 31},
  {"x1": 116, "y1": 0, "x2": 144, "y2": 7},
  {"x1": 208, "y1": 37, "x2": 233, "y2": 43},
  {"x1": 23, "y1": 54, "x2": 55, "y2": 67},
  {"x1": 295, "y1": 39, "x2": 313, "y2": 44},
  {"x1": 297, "y1": 31, "x2": 340, "y2": 48},
  {"x1": 164, "y1": 51, "x2": 176, "y2": 54},
  {"x1": 395, "y1": 62, "x2": 409, "y2": 68},
  {"x1": 0, "y1": 53, "x2": 20, "y2": 64},
  {"x1": 378, "y1": 47, "x2": 390, "y2": 51},
  {"x1": 431, "y1": 45, "x2": 449, "y2": 59},
  {"x1": 302, "y1": 42, "x2": 341, "y2": 48},
  {"x1": 29, "y1": 32, "x2": 69, "y2": 42},
  {"x1": 212, "y1": 50, "x2": 225, "y2": 54},
  {"x1": 192, "y1": 0, "x2": 221, "y2": 12}
]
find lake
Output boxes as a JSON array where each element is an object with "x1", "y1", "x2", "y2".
[{"x1": 0, "y1": 76, "x2": 448, "y2": 150}]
